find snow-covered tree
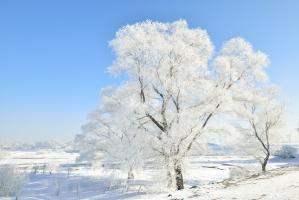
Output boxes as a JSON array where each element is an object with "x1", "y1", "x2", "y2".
[
  {"x1": 0, "y1": 165, "x2": 26, "y2": 198},
  {"x1": 233, "y1": 87, "x2": 283, "y2": 172},
  {"x1": 109, "y1": 20, "x2": 219, "y2": 190},
  {"x1": 79, "y1": 20, "x2": 271, "y2": 190},
  {"x1": 77, "y1": 84, "x2": 148, "y2": 180}
]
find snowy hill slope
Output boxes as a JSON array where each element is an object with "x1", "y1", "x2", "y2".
[{"x1": 133, "y1": 167, "x2": 299, "y2": 200}]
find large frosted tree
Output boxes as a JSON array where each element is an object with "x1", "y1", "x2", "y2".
[{"x1": 80, "y1": 20, "x2": 271, "y2": 190}]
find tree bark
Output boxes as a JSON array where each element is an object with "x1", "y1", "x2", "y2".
[
  {"x1": 167, "y1": 169, "x2": 172, "y2": 188},
  {"x1": 127, "y1": 167, "x2": 134, "y2": 180},
  {"x1": 262, "y1": 153, "x2": 270, "y2": 172},
  {"x1": 174, "y1": 161, "x2": 184, "y2": 190}
]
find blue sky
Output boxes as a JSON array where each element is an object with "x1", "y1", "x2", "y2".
[{"x1": 0, "y1": 0, "x2": 298, "y2": 143}]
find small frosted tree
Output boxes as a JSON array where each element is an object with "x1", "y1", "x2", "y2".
[
  {"x1": 0, "y1": 165, "x2": 26, "y2": 198},
  {"x1": 77, "y1": 84, "x2": 147, "y2": 180},
  {"x1": 234, "y1": 88, "x2": 283, "y2": 172}
]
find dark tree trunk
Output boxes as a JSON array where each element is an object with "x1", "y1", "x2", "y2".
[
  {"x1": 167, "y1": 169, "x2": 172, "y2": 188},
  {"x1": 262, "y1": 153, "x2": 270, "y2": 172},
  {"x1": 127, "y1": 167, "x2": 134, "y2": 180},
  {"x1": 174, "y1": 161, "x2": 184, "y2": 190}
]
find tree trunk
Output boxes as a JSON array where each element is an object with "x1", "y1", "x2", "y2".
[
  {"x1": 262, "y1": 153, "x2": 270, "y2": 172},
  {"x1": 174, "y1": 161, "x2": 184, "y2": 190},
  {"x1": 127, "y1": 167, "x2": 134, "y2": 180},
  {"x1": 167, "y1": 169, "x2": 173, "y2": 188}
]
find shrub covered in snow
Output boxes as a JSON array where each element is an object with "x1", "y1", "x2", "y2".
[
  {"x1": 0, "y1": 165, "x2": 26, "y2": 197},
  {"x1": 274, "y1": 145, "x2": 297, "y2": 159}
]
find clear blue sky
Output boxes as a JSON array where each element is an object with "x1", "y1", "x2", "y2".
[{"x1": 1, "y1": 0, "x2": 298, "y2": 143}]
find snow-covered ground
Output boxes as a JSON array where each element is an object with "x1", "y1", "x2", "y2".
[
  {"x1": 0, "y1": 148, "x2": 299, "y2": 200},
  {"x1": 135, "y1": 166, "x2": 299, "y2": 200}
]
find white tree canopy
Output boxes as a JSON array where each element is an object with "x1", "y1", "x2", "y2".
[{"x1": 77, "y1": 20, "x2": 276, "y2": 190}]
